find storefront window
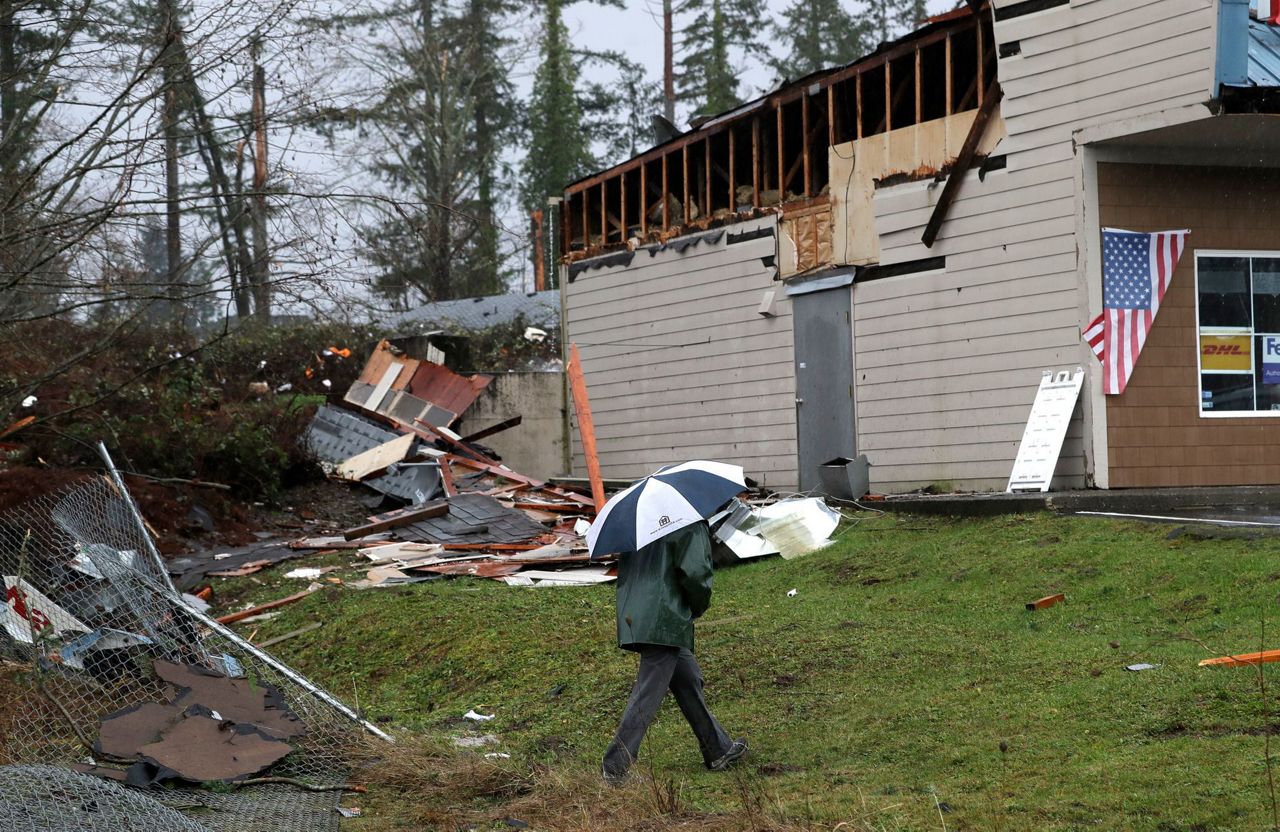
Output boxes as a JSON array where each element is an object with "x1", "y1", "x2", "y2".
[{"x1": 1196, "y1": 252, "x2": 1280, "y2": 415}]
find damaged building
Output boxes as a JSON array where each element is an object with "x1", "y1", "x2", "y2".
[{"x1": 555, "y1": 0, "x2": 1280, "y2": 492}]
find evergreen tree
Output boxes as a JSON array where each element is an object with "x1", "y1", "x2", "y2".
[
  {"x1": 768, "y1": 0, "x2": 871, "y2": 82},
  {"x1": 458, "y1": 0, "x2": 519, "y2": 298},
  {"x1": 675, "y1": 0, "x2": 763, "y2": 116},
  {"x1": 0, "y1": 0, "x2": 78, "y2": 319},
  {"x1": 520, "y1": 0, "x2": 593, "y2": 213},
  {"x1": 894, "y1": 0, "x2": 929, "y2": 34},
  {"x1": 322, "y1": 0, "x2": 519, "y2": 305}
]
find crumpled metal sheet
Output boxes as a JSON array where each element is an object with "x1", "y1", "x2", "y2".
[{"x1": 305, "y1": 404, "x2": 439, "y2": 502}]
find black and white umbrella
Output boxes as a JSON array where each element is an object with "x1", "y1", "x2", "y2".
[{"x1": 586, "y1": 461, "x2": 747, "y2": 558}]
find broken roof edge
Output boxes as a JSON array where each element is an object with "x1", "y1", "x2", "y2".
[{"x1": 561, "y1": 4, "x2": 991, "y2": 195}]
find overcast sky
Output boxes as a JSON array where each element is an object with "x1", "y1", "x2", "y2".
[{"x1": 559, "y1": 0, "x2": 963, "y2": 127}]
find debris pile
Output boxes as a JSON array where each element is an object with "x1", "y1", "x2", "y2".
[{"x1": 294, "y1": 339, "x2": 610, "y2": 588}]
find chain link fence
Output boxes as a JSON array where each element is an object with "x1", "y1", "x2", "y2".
[{"x1": 0, "y1": 475, "x2": 377, "y2": 830}]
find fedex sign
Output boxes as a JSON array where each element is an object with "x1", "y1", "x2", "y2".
[{"x1": 1265, "y1": 337, "x2": 1280, "y2": 384}]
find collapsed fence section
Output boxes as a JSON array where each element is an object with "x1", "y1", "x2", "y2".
[{"x1": 0, "y1": 474, "x2": 377, "y2": 830}]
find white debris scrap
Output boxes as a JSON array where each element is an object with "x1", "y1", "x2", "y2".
[
  {"x1": 755, "y1": 498, "x2": 841, "y2": 559},
  {"x1": 20, "y1": 395, "x2": 36, "y2": 408},
  {"x1": 464, "y1": 709, "x2": 495, "y2": 722}
]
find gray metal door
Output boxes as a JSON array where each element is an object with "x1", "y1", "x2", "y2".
[{"x1": 792, "y1": 284, "x2": 855, "y2": 492}]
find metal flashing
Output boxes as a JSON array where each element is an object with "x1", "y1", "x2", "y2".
[{"x1": 783, "y1": 267, "x2": 856, "y2": 297}]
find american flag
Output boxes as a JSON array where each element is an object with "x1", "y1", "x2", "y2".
[{"x1": 1082, "y1": 228, "x2": 1189, "y2": 395}]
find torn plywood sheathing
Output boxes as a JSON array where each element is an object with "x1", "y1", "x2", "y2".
[
  {"x1": 393, "y1": 492, "x2": 548, "y2": 545},
  {"x1": 95, "y1": 702, "x2": 186, "y2": 759},
  {"x1": 345, "y1": 339, "x2": 492, "y2": 429},
  {"x1": 779, "y1": 201, "x2": 834, "y2": 277},
  {"x1": 416, "y1": 560, "x2": 525, "y2": 579},
  {"x1": 829, "y1": 107, "x2": 1007, "y2": 266},
  {"x1": 137, "y1": 711, "x2": 293, "y2": 782},
  {"x1": 335, "y1": 433, "x2": 417, "y2": 482},
  {"x1": 154, "y1": 660, "x2": 306, "y2": 739}
]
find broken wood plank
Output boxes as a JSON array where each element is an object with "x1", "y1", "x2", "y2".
[
  {"x1": 208, "y1": 560, "x2": 275, "y2": 578},
  {"x1": 259, "y1": 622, "x2": 323, "y2": 649},
  {"x1": 342, "y1": 501, "x2": 449, "y2": 541},
  {"x1": 921, "y1": 81, "x2": 1001, "y2": 249},
  {"x1": 567, "y1": 343, "x2": 606, "y2": 513},
  {"x1": 1025, "y1": 593, "x2": 1064, "y2": 611},
  {"x1": 334, "y1": 433, "x2": 416, "y2": 482},
  {"x1": 216, "y1": 590, "x2": 316, "y2": 625},
  {"x1": 445, "y1": 455, "x2": 595, "y2": 507},
  {"x1": 512, "y1": 501, "x2": 586, "y2": 514},
  {"x1": 461, "y1": 415, "x2": 523, "y2": 444},
  {"x1": 440, "y1": 542, "x2": 546, "y2": 552},
  {"x1": 413, "y1": 419, "x2": 500, "y2": 466}
]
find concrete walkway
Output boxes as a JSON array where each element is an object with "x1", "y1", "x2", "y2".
[{"x1": 871, "y1": 486, "x2": 1280, "y2": 524}]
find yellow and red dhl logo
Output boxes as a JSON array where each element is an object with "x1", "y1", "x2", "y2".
[{"x1": 1201, "y1": 335, "x2": 1252, "y2": 371}]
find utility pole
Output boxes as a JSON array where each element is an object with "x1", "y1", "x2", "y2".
[
  {"x1": 250, "y1": 35, "x2": 270, "y2": 319},
  {"x1": 663, "y1": 0, "x2": 674, "y2": 123},
  {"x1": 160, "y1": 0, "x2": 182, "y2": 326}
]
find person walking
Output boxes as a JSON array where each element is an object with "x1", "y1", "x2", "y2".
[{"x1": 601, "y1": 520, "x2": 747, "y2": 784}]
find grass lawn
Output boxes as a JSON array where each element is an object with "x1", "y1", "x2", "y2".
[{"x1": 227, "y1": 510, "x2": 1280, "y2": 830}]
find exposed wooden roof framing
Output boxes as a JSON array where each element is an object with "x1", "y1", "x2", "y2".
[{"x1": 561, "y1": 6, "x2": 996, "y2": 258}]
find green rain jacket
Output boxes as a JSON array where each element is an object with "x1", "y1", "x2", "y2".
[{"x1": 615, "y1": 522, "x2": 714, "y2": 652}]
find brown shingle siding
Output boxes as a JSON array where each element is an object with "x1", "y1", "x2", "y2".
[{"x1": 1101, "y1": 162, "x2": 1280, "y2": 487}]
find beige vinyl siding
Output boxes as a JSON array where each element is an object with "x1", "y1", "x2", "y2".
[
  {"x1": 564, "y1": 216, "x2": 798, "y2": 490},
  {"x1": 994, "y1": 0, "x2": 1216, "y2": 165},
  {"x1": 849, "y1": 0, "x2": 1217, "y2": 491},
  {"x1": 856, "y1": 164, "x2": 1085, "y2": 492}
]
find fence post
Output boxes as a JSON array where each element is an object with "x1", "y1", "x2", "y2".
[{"x1": 96, "y1": 441, "x2": 180, "y2": 597}]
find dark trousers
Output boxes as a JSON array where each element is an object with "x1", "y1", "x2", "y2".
[{"x1": 602, "y1": 644, "x2": 733, "y2": 776}]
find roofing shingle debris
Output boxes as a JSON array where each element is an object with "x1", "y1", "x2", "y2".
[
  {"x1": 181, "y1": 341, "x2": 846, "y2": 598},
  {"x1": 294, "y1": 339, "x2": 612, "y2": 589}
]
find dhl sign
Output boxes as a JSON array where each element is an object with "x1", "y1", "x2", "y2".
[{"x1": 1201, "y1": 335, "x2": 1252, "y2": 372}]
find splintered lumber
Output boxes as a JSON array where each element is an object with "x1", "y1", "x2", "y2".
[
  {"x1": 462, "y1": 415, "x2": 523, "y2": 443},
  {"x1": 216, "y1": 589, "x2": 316, "y2": 625},
  {"x1": 334, "y1": 433, "x2": 416, "y2": 482},
  {"x1": 1199, "y1": 649, "x2": 1280, "y2": 668},
  {"x1": 413, "y1": 419, "x2": 500, "y2": 466},
  {"x1": 566, "y1": 343, "x2": 606, "y2": 513},
  {"x1": 439, "y1": 542, "x2": 545, "y2": 552},
  {"x1": 1025, "y1": 593, "x2": 1065, "y2": 611},
  {"x1": 445, "y1": 455, "x2": 596, "y2": 508},
  {"x1": 342, "y1": 500, "x2": 449, "y2": 541}
]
